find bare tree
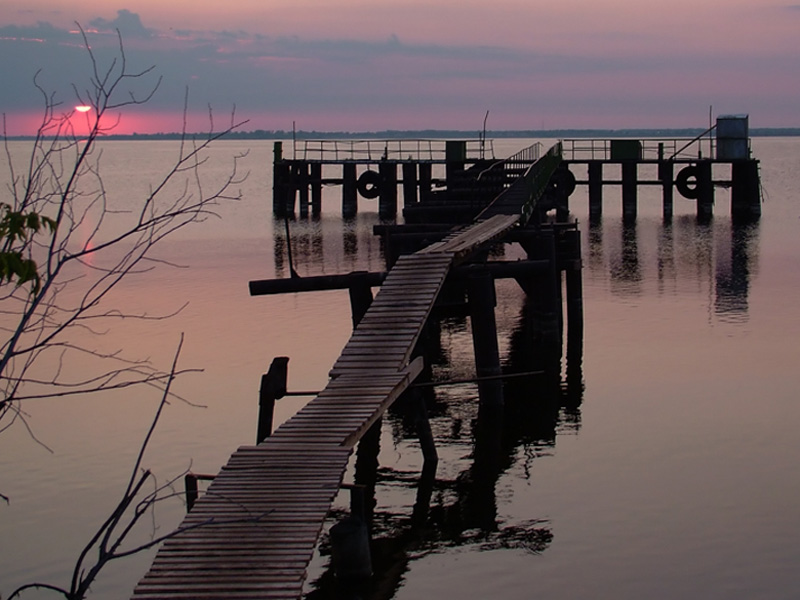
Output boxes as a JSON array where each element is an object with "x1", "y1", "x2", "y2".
[
  {"x1": 0, "y1": 25, "x2": 248, "y2": 443},
  {"x1": 5, "y1": 335, "x2": 271, "y2": 600}
]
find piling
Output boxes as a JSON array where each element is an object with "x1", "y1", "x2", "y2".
[
  {"x1": 348, "y1": 272, "x2": 374, "y2": 327},
  {"x1": 588, "y1": 162, "x2": 603, "y2": 221},
  {"x1": 257, "y1": 356, "x2": 289, "y2": 443},
  {"x1": 731, "y1": 160, "x2": 761, "y2": 221},
  {"x1": 310, "y1": 162, "x2": 323, "y2": 216},
  {"x1": 696, "y1": 161, "x2": 714, "y2": 220},
  {"x1": 622, "y1": 162, "x2": 638, "y2": 220},
  {"x1": 563, "y1": 229, "x2": 584, "y2": 393},
  {"x1": 297, "y1": 162, "x2": 310, "y2": 216},
  {"x1": 379, "y1": 161, "x2": 398, "y2": 218},
  {"x1": 467, "y1": 268, "x2": 504, "y2": 413},
  {"x1": 343, "y1": 163, "x2": 358, "y2": 219},
  {"x1": 418, "y1": 163, "x2": 433, "y2": 203},
  {"x1": 402, "y1": 162, "x2": 418, "y2": 208},
  {"x1": 659, "y1": 160, "x2": 674, "y2": 219}
]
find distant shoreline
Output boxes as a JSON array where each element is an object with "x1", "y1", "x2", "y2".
[{"x1": 5, "y1": 128, "x2": 800, "y2": 141}]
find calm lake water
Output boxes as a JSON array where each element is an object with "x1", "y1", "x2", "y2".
[{"x1": 1, "y1": 137, "x2": 799, "y2": 599}]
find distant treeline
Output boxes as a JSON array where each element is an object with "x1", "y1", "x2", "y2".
[{"x1": 7, "y1": 128, "x2": 800, "y2": 141}]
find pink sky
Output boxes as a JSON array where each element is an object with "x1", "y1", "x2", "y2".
[{"x1": 1, "y1": 1, "x2": 798, "y2": 134}]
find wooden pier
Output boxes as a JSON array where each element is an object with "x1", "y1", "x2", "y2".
[
  {"x1": 133, "y1": 119, "x2": 763, "y2": 596},
  {"x1": 132, "y1": 144, "x2": 566, "y2": 599},
  {"x1": 273, "y1": 115, "x2": 761, "y2": 223}
]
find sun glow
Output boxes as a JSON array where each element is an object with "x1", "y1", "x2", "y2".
[{"x1": 75, "y1": 105, "x2": 92, "y2": 113}]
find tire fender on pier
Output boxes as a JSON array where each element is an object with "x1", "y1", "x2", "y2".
[
  {"x1": 550, "y1": 167, "x2": 577, "y2": 197},
  {"x1": 357, "y1": 170, "x2": 381, "y2": 199},
  {"x1": 676, "y1": 165, "x2": 700, "y2": 199}
]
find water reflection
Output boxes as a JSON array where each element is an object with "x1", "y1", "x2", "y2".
[
  {"x1": 306, "y1": 290, "x2": 580, "y2": 599},
  {"x1": 273, "y1": 213, "x2": 387, "y2": 278},
  {"x1": 588, "y1": 216, "x2": 760, "y2": 323}
]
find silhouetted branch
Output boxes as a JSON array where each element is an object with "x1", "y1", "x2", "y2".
[{"x1": 0, "y1": 25, "x2": 249, "y2": 439}]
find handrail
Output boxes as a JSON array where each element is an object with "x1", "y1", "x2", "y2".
[
  {"x1": 292, "y1": 138, "x2": 495, "y2": 162},
  {"x1": 476, "y1": 142, "x2": 542, "y2": 181},
  {"x1": 668, "y1": 125, "x2": 716, "y2": 160},
  {"x1": 560, "y1": 135, "x2": 718, "y2": 161}
]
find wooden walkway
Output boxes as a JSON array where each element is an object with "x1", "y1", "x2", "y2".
[{"x1": 132, "y1": 147, "x2": 562, "y2": 599}]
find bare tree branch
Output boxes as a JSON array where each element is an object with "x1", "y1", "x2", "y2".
[{"x1": 1, "y1": 25, "x2": 248, "y2": 434}]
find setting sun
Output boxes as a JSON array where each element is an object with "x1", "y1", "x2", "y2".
[{"x1": 75, "y1": 105, "x2": 92, "y2": 113}]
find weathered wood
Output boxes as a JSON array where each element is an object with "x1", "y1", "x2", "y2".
[{"x1": 132, "y1": 172, "x2": 548, "y2": 599}]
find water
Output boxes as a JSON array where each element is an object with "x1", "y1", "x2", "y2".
[{"x1": 1, "y1": 138, "x2": 799, "y2": 599}]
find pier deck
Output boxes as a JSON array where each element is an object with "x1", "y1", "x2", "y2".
[{"x1": 131, "y1": 147, "x2": 560, "y2": 598}]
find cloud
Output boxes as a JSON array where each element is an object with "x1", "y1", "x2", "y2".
[
  {"x1": 89, "y1": 9, "x2": 152, "y2": 38},
  {"x1": 1, "y1": 9, "x2": 797, "y2": 132}
]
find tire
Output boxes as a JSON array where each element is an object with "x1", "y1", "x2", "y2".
[
  {"x1": 357, "y1": 170, "x2": 381, "y2": 199},
  {"x1": 676, "y1": 165, "x2": 700, "y2": 199}
]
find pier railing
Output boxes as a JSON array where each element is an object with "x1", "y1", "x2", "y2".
[
  {"x1": 293, "y1": 138, "x2": 495, "y2": 162},
  {"x1": 561, "y1": 135, "x2": 720, "y2": 162}
]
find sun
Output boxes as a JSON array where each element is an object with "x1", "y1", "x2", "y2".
[{"x1": 75, "y1": 105, "x2": 92, "y2": 113}]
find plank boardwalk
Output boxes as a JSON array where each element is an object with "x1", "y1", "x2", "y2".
[{"x1": 132, "y1": 213, "x2": 533, "y2": 598}]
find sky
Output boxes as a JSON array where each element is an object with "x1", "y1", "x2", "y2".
[{"x1": 1, "y1": 1, "x2": 799, "y2": 134}]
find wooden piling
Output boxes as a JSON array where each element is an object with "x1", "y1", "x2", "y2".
[
  {"x1": 402, "y1": 162, "x2": 418, "y2": 208},
  {"x1": 343, "y1": 162, "x2": 358, "y2": 219},
  {"x1": 348, "y1": 272, "x2": 374, "y2": 327},
  {"x1": 297, "y1": 162, "x2": 310, "y2": 216},
  {"x1": 659, "y1": 160, "x2": 674, "y2": 220},
  {"x1": 467, "y1": 268, "x2": 504, "y2": 412},
  {"x1": 563, "y1": 229, "x2": 583, "y2": 392},
  {"x1": 696, "y1": 161, "x2": 714, "y2": 220},
  {"x1": 622, "y1": 162, "x2": 638, "y2": 220},
  {"x1": 418, "y1": 163, "x2": 433, "y2": 203},
  {"x1": 310, "y1": 162, "x2": 323, "y2": 216},
  {"x1": 731, "y1": 160, "x2": 761, "y2": 221},
  {"x1": 257, "y1": 356, "x2": 289, "y2": 443},
  {"x1": 272, "y1": 142, "x2": 291, "y2": 216},
  {"x1": 379, "y1": 161, "x2": 398, "y2": 218},
  {"x1": 588, "y1": 161, "x2": 603, "y2": 221}
]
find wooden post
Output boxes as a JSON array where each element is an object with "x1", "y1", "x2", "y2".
[
  {"x1": 342, "y1": 162, "x2": 357, "y2": 218},
  {"x1": 257, "y1": 357, "x2": 289, "y2": 443},
  {"x1": 379, "y1": 161, "x2": 398, "y2": 219},
  {"x1": 184, "y1": 474, "x2": 199, "y2": 511},
  {"x1": 696, "y1": 160, "x2": 714, "y2": 221},
  {"x1": 563, "y1": 229, "x2": 583, "y2": 393},
  {"x1": 411, "y1": 387, "x2": 438, "y2": 465},
  {"x1": 354, "y1": 418, "x2": 381, "y2": 525},
  {"x1": 272, "y1": 142, "x2": 290, "y2": 216},
  {"x1": 622, "y1": 161, "x2": 638, "y2": 221},
  {"x1": 310, "y1": 162, "x2": 323, "y2": 216},
  {"x1": 731, "y1": 160, "x2": 761, "y2": 221},
  {"x1": 588, "y1": 161, "x2": 603, "y2": 222},
  {"x1": 418, "y1": 162, "x2": 433, "y2": 203},
  {"x1": 467, "y1": 268, "x2": 504, "y2": 413},
  {"x1": 402, "y1": 162, "x2": 418, "y2": 207},
  {"x1": 297, "y1": 162, "x2": 310, "y2": 217},
  {"x1": 659, "y1": 160, "x2": 674, "y2": 220},
  {"x1": 348, "y1": 272, "x2": 374, "y2": 328}
]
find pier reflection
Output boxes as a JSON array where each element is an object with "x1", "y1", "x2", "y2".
[
  {"x1": 273, "y1": 213, "x2": 386, "y2": 279},
  {"x1": 588, "y1": 216, "x2": 760, "y2": 323},
  {"x1": 306, "y1": 290, "x2": 579, "y2": 599}
]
